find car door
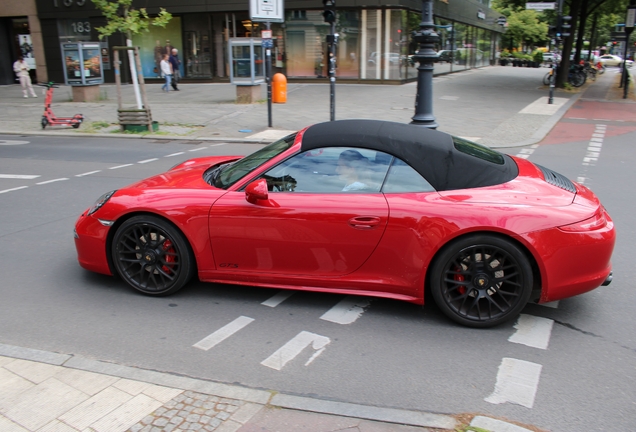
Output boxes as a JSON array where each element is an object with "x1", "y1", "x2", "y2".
[{"x1": 208, "y1": 147, "x2": 390, "y2": 277}]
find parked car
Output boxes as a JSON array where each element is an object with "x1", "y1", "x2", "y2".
[
  {"x1": 598, "y1": 54, "x2": 633, "y2": 68},
  {"x1": 367, "y1": 52, "x2": 400, "y2": 65},
  {"x1": 542, "y1": 52, "x2": 561, "y2": 64},
  {"x1": 436, "y1": 50, "x2": 455, "y2": 63},
  {"x1": 74, "y1": 120, "x2": 615, "y2": 328}
]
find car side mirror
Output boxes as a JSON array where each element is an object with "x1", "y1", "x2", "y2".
[{"x1": 245, "y1": 178, "x2": 268, "y2": 204}]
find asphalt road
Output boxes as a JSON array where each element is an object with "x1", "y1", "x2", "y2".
[{"x1": 0, "y1": 132, "x2": 634, "y2": 432}]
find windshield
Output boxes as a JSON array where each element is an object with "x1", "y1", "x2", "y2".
[{"x1": 215, "y1": 133, "x2": 297, "y2": 188}]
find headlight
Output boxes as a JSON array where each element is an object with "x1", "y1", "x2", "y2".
[{"x1": 87, "y1": 190, "x2": 116, "y2": 216}]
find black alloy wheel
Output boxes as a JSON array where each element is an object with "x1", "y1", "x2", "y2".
[
  {"x1": 112, "y1": 215, "x2": 194, "y2": 296},
  {"x1": 430, "y1": 235, "x2": 533, "y2": 328}
]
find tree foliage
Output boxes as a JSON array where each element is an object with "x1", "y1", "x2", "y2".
[{"x1": 91, "y1": 0, "x2": 172, "y2": 40}]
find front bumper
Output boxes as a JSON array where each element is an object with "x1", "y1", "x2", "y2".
[{"x1": 74, "y1": 210, "x2": 113, "y2": 275}]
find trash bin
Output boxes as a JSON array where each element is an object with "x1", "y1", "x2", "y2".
[{"x1": 272, "y1": 73, "x2": 287, "y2": 103}]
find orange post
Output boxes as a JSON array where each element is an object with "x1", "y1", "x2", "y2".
[{"x1": 272, "y1": 73, "x2": 287, "y2": 103}]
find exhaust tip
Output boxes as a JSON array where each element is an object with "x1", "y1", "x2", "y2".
[{"x1": 602, "y1": 272, "x2": 613, "y2": 286}]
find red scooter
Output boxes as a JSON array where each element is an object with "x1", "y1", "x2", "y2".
[{"x1": 40, "y1": 82, "x2": 84, "y2": 129}]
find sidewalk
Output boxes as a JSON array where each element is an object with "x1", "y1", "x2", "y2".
[
  {"x1": 0, "y1": 343, "x2": 539, "y2": 432},
  {"x1": 1, "y1": 66, "x2": 632, "y2": 432},
  {"x1": 2, "y1": 65, "x2": 631, "y2": 147}
]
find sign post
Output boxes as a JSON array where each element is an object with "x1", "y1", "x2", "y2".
[
  {"x1": 623, "y1": 5, "x2": 635, "y2": 98},
  {"x1": 250, "y1": 0, "x2": 284, "y2": 127}
]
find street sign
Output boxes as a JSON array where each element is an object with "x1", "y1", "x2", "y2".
[
  {"x1": 526, "y1": 2, "x2": 556, "y2": 11},
  {"x1": 250, "y1": 0, "x2": 285, "y2": 23},
  {"x1": 611, "y1": 31, "x2": 627, "y2": 41},
  {"x1": 626, "y1": 6, "x2": 636, "y2": 28}
]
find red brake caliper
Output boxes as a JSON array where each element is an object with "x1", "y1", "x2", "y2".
[
  {"x1": 454, "y1": 266, "x2": 466, "y2": 295},
  {"x1": 161, "y1": 240, "x2": 175, "y2": 274}
]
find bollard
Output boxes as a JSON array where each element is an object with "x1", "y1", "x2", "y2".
[{"x1": 272, "y1": 73, "x2": 287, "y2": 103}]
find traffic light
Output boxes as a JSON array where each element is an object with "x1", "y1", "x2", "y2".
[
  {"x1": 323, "y1": 0, "x2": 336, "y2": 23},
  {"x1": 560, "y1": 15, "x2": 572, "y2": 38}
]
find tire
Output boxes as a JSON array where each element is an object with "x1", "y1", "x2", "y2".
[
  {"x1": 569, "y1": 71, "x2": 585, "y2": 87},
  {"x1": 41, "y1": 116, "x2": 47, "y2": 129},
  {"x1": 72, "y1": 123, "x2": 80, "y2": 129},
  {"x1": 543, "y1": 72, "x2": 551, "y2": 86},
  {"x1": 111, "y1": 215, "x2": 195, "y2": 296},
  {"x1": 429, "y1": 235, "x2": 533, "y2": 328}
]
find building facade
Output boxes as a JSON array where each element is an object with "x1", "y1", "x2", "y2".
[{"x1": 10, "y1": 0, "x2": 504, "y2": 86}]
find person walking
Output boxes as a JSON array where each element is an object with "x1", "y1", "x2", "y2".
[
  {"x1": 169, "y1": 48, "x2": 181, "y2": 91},
  {"x1": 160, "y1": 53, "x2": 172, "y2": 92},
  {"x1": 13, "y1": 56, "x2": 37, "y2": 98}
]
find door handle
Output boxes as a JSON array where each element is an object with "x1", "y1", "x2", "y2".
[{"x1": 348, "y1": 216, "x2": 381, "y2": 229}]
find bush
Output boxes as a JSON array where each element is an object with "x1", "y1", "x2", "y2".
[{"x1": 533, "y1": 51, "x2": 544, "y2": 63}]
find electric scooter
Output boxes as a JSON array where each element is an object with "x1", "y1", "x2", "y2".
[{"x1": 39, "y1": 82, "x2": 84, "y2": 129}]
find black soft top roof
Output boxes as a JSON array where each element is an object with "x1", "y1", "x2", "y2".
[{"x1": 300, "y1": 119, "x2": 518, "y2": 191}]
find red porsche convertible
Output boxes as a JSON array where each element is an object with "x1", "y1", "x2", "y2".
[{"x1": 74, "y1": 120, "x2": 615, "y2": 327}]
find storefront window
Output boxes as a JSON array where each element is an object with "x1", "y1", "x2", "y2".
[
  {"x1": 285, "y1": 10, "x2": 328, "y2": 78},
  {"x1": 336, "y1": 11, "x2": 360, "y2": 78},
  {"x1": 131, "y1": 17, "x2": 183, "y2": 79}
]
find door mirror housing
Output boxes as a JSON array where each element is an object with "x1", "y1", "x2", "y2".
[{"x1": 245, "y1": 178, "x2": 268, "y2": 203}]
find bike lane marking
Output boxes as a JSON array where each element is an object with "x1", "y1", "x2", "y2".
[
  {"x1": 320, "y1": 296, "x2": 372, "y2": 325},
  {"x1": 485, "y1": 358, "x2": 543, "y2": 409}
]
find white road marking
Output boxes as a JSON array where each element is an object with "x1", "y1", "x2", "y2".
[
  {"x1": 188, "y1": 147, "x2": 207, "y2": 152},
  {"x1": 36, "y1": 178, "x2": 69, "y2": 185},
  {"x1": 261, "y1": 291, "x2": 295, "y2": 307},
  {"x1": 165, "y1": 152, "x2": 185, "y2": 157},
  {"x1": 582, "y1": 124, "x2": 606, "y2": 167},
  {"x1": 0, "y1": 186, "x2": 28, "y2": 194},
  {"x1": 75, "y1": 170, "x2": 101, "y2": 177},
  {"x1": 209, "y1": 143, "x2": 227, "y2": 147},
  {"x1": 0, "y1": 174, "x2": 40, "y2": 179},
  {"x1": 138, "y1": 158, "x2": 158, "y2": 164},
  {"x1": 193, "y1": 316, "x2": 254, "y2": 351},
  {"x1": 261, "y1": 331, "x2": 330, "y2": 371},
  {"x1": 320, "y1": 296, "x2": 372, "y2": 325},
  {"x1": 515, "y1": 144, "x2": 539, "y2": 160},
  {"x1": 540, "y1": 301, "x2": 559, "y2": 309},
  {"x1": 508, "y1": 314, "x2": 554, "y2": 350},
  {"x1": 485, "y1": 358, "x2": 542, "y2": 408},
  {"x1": 0, "y1": 140, "x2": 30, "y2": 145},
  {"x1": 109, "y1": 164, "x2": 134, "y2": 169}
]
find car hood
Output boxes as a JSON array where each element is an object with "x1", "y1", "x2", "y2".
[{"x1": 127, "y1": 155, "x2": 240, "y2": 190}]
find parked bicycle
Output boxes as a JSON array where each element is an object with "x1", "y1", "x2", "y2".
[{"x1": 542, "y1": 64, "x2": 586, "y2": 87}]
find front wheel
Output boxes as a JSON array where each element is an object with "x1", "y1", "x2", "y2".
[
  {"x1": 111, "y1": 215, "x2": 195, "y2": 296},
  {"x1": 41, "y1": 116, "x2": 48, "y2": 129},
  {"x1": 429, "y1": 235, "x2": 533, "y2": 328},
  {"x1": 543, "y1": 72, "x2": 551, "y2": 86}
]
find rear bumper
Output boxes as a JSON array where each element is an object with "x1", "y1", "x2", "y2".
[{"x1": 521, "y1": 213, "x2": 615, "y2": 303}]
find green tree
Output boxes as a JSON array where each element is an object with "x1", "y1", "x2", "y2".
[
  {"x1": 92, "y1": 0, "x2": 172, "y2": 41},
  {"x1": 91, "y1": 0, "x2": 172, "y2": 114},
  {"x1": 506, "y1": 9, "x2": 550, "y2": 50}
]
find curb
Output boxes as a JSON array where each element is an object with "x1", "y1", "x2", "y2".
[{"x1": 0, "y1": 342, "x2": 459, "y2": 430}]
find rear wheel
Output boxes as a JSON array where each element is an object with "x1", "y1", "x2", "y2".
[
  {"x1": 41, "y1": 116, "x2": 48, "y2": 129},
  {"x1": 111, "y1": 215, "x2": 194, "y2": 296},
  {"x1": 430, "y1": 235, "x2": 533, "y2": 328},
  {"x1": 542, "y1": 72, "x2": 551, "y2": 86}
]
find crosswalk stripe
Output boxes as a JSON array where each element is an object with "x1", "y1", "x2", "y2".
[
  {"x1": 485, "y1": 358, "x2": 542, "y2": 408},
  {"x1": 261, "y1": 291, "x2": 294, "y2": 308},
  {"x1": 261, "y1": 331, "x2": 330, "y2": 371},
  {"x1": 320, "y1": 296, "x2": 371, "y2": 325},
  {"x1": 193, "y1": 316, "x2": 254, "y2": 351},
  {"x1": 508, "y1": 314, "x2": 554, "y2": 350}
]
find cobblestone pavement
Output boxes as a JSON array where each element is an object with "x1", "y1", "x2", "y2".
[{"x1": 129, "y1": 391, "x2": 244, "y2": 432}]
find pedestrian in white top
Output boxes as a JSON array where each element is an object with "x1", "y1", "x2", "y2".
[
  {"x1": 160, "y1": 54, "x2": 173, "y2": 92},
  {"x1": 13, "y1": 56, "x2": 37, "y2": 98}
]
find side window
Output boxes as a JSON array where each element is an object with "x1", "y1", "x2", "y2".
[
  {"x1": 382, "y1": 158, "x2": 436, "y2": 193},
  {"x1": 260, "y1": 147, "x2": 392, "y2": 193}
]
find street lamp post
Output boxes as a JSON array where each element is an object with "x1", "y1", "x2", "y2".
[{"x1": 410, "y1": 0, "x2": 439, "y2": 129}]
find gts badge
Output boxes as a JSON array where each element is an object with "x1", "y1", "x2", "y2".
[{"x1": 220, "y1": 263, "x2": 239, "y2": 269}]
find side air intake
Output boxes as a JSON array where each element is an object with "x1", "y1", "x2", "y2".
[{"x1": 536, "y1": 164, "x2": 576, "y2": 193}]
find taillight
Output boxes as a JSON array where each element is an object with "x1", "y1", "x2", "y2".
[{"x1": 558, "y1": 210, "x2": 607, "y2": 232}]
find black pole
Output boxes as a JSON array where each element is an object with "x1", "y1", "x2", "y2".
[
  {"x1": 266, "y1": 22, "x2": 273, "y2": 127},
  {"x1": 623, "y1": 27, "x2": 633, "y2": 98},
  {"x1": 328, "y1": 23, "x2": 337, "y2": 121},
  {"x1": 410, "y1": 0, "x2": 438, "y2": 128}
]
